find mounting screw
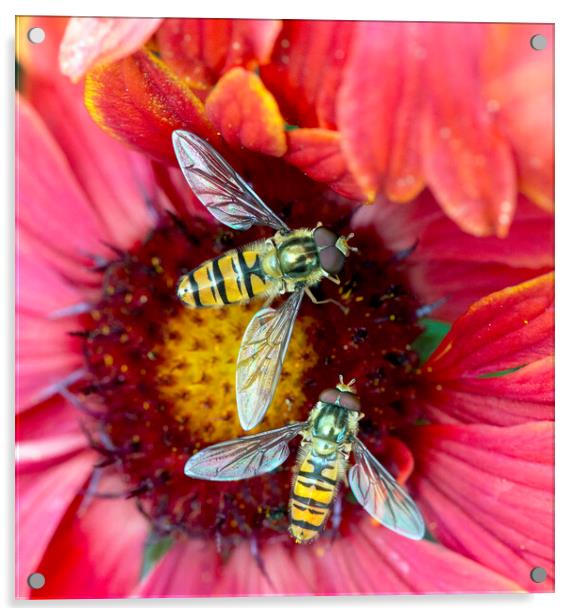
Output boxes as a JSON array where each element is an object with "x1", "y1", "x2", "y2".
[
  {"x1": 530, "y1": 567, "x2": 547, "y2": 583},
  {"x1": 530, "y1": 34, "x2": 547, "y2": 51},
  {"x1": 27, "y1": 27, "x2": 46, "y2": 45},
  {"x1": 27, "y1": 572, "x2": 46, "y2": 589}
]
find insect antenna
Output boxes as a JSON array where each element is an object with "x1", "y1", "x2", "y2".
[{"x1": 337, "y1": 375, "x2": 357, "y2": 393}]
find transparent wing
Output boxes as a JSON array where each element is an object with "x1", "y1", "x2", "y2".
[
  {"x1": 349, "y1": 438, "x2": 425, "y2": 540},
  {"x1": 172, "y1": 130, "x2": 289, "y2": 232},
  {"x1": 236, "y1": 288, "x2": 305, "y2": 430},
  {"x1": 184, "y1": 422, "x2": 305, "y2": 481}
]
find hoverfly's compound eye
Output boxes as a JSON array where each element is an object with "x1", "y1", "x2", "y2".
[
  {"x1": 314, "y1": 227, "x2": 345, "y2": 275},
  {"x1": 313, "y1": 226, "x2": 338, "y2": 249},
  {"x1": 319, "y1": 246, "x2": 346, "y2": 274},
  {"x1": 319, "y1": 388, "x2": 361, "y2": 412},
  {"x1": 314, "y1": 227, "x2": 350, "y2": 274}
]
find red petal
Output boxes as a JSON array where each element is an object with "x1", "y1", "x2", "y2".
[
  {"x1": 211, "y1": 542, "x2": 274, "y2": 595},
  {"x1": 205, "y1": 68, "x2": 286, "y2": 157},
  {"x1": 155, "y1": 18, "x2": 281, "y2": 97},
  {"x1": 27, "y1": 80, "x2": 157, "y2": 249},
  {"x1": 142, "y1": 524, "x2": 523, "y2": 595},
  {"x1": 421, "y1": 23, "x2": 517, "y2": 237},
  {"x1": 84, "y1": 49, "x2": 216, "y2": 163},
  {"x1": 17, "y1": 311, "x2": 83, "y2": 411},
  {"x1": 17, "y1": 248, "x2": 84, "y2": 316},
  {"x1": 483, "y1": 24, "x2": 553, "y2": 212},
  {"x1": 17, "y1": 95, "x2": 113, "y2": 279},
  {"x1": 239, "y1": 20, "x2": 283, "y2": 65},
  {"x1": 259, "y1": 542, "x2": 313, "y2": 594},
  {"x1": 260, "y1": 20, "x2": 355, "y2": 129},
  {"x1": 337, "y1": 22, "x2": 425, "y2": 203},
  {"x1": 360, "y1": 521, "x2": 523, "y2": 593},
  {"x1": 59, "y1": 17, "x2": 162, "y2": 81},
  {"x1": 16, "y1": 450, "x2": 95, "y2": 599},
  {"x1": 408, "y1": 422, "x2": 553, "y2": 591},
  {"x1": 17, "y1": 434, "x2": 87, "y2": 472},
  {"x1": 297, "y1": 529, "x2": 412, "y2": 594},
  {"x1": 352, "y1": 191, "x2": 553, "y2": 320},
  {"x1": 285, "y1": 128, "x2": 365, "y2": 200},
  {"x1": 424, "y1": 272, "x2": 553, "y2": 379},
  {"x1": 293, "y1": 521, "x2": 520, "y2": 594},
  {"x1": 135, "y1": 539, "x2": 219, "y2": 597},
  {"x1": 418, "y1": 356, "x2": 553, "y2": 426},
  {"x1": 21, "y1": 16, "x2": 157, "y2": 250},
  {"x1": 213, "y1": 542, "x2": 313, "y2": 595},
  {"x1": 16, "y1": 397, "x2": 83, "y2": 442},
  {"x1": 29, "y1": 476, "x2": 150, "y2": 599}
]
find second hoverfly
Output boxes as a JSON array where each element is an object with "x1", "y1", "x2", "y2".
[
  {"x1": 184, "y1": 377, "x2": 425, "y2": 544},
  {"x1": 172, "y1": 130, "x2": 356, "y2": 431}
]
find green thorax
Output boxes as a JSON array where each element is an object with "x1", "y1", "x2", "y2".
[{"x1": 277, "y1": 235, "x2": 320, "y2": 279}]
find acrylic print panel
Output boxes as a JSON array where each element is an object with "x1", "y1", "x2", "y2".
[{"x1": 15, "y1": 16, "x2": 554, "y2": 599}]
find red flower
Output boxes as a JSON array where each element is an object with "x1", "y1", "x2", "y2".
[
  {"x1": 57, "y1": 17, "x2": 552, "y2": 237},
  {"x1": 16, "y1": 17, "x2": 553, "y2": 598}
]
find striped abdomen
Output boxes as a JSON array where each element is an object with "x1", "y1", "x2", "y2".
[
  {"x1": 178, "y1": 246, "x2": 272, "y2": 308},
  {"x1": 289, "y1": 449, "x2": 340, "y2": 543}
]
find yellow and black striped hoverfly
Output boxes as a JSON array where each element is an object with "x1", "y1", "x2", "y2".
[
  {"x1": 184, "y1": 377, "x2": 425, "y2": 544},
  {"x1": 172, "y1": 130, "x2": 356, "y2": 431}
]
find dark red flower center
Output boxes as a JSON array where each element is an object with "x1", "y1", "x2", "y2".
[{"x1": 76, "y1": 191, "x2": 423, "y2": 550}]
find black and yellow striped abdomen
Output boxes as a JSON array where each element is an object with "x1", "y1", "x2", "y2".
[
  {"x1": 178, "y1": 246, "x2": 273, "y2": 308},
  {"x1": 289, "y1": 449, "x2": 340, "y2": 543}
]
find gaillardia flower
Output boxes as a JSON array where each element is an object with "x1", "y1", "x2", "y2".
[
  {"x1": 16, "y1": 17, "x2": 553, "y2": 598},
  {"x1": 55, "y1": 17, "x2": 553, "y2": 238}
]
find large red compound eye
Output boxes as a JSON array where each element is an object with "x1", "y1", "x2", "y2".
[
  {"x1": 314, "y1": 226, "x2": 338, "y2": 248},
  {"x1": 314, "y1": 227, "x2": 346, "y2": 274},
  {"x1": 319, "y1": 246, "x2": 345, "y2": 274},
  {"x1": 319, "y1": 388, "x2": 361, "y2": 411}
]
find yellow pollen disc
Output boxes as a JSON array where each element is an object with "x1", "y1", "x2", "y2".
[{"x1": 154, "y1": 303, "x2": 318, "y2": 445}]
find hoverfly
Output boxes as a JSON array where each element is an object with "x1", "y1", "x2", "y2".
[
  {"x1": 172, "y1": 130, "x2": 356, "y2": 431},
  {"x1": 184, "y1": 377, "x2": 425, "y2": 544}
]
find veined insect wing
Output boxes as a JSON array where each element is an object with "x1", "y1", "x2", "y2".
[
  {"x1": 172, "y1": 130, "x2": 289, "y2": 232},
  {"x1": 184, "y1": 422, "x2": 306, "y2": 481},
  {"x1": 236, "y1": 288, "x2": 305, "y2": 430},
  {"x1": 348, "y1": 437, "x2": 425, "y2": 540}
]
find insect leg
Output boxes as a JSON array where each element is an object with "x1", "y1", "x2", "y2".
[{"x1": 305, "y1": 286, "x2": 349, "y2": 314}]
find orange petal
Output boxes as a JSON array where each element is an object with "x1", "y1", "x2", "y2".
[
  {"x1": 285, "y1": 128, "x2": 365, "y2": 201},
  {"x1": 59, "y1": 17, "x2": 162, "y2": 82},
  {"x1": 483, "y1": 24, "x2": 553, "y2": 212},
  {"x1": 155, "y1": 18, "x2": 281, "y2": 97},
  {"x1": 421, "y1": 23, "x2": 517, "y2": 238},
  {"x1": 424, "y1": 271, "x2": 554, "y2": 379},
  {"x1": 337, "y1": 22, "x2": 426, "y2": 203},
  {"x1": 260, "y1": 20, "x2": 355, "y2": 129},
  {"x1": 84, "y1": 49, "x2": 216, "y2": 163},
  {"x1": 205, "y1": 67, "x2": 286, "y2": 157}
]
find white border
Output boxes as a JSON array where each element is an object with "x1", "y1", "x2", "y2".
[{"x1": 2, "y1": 1, "x2": 577, "y2": 615}]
